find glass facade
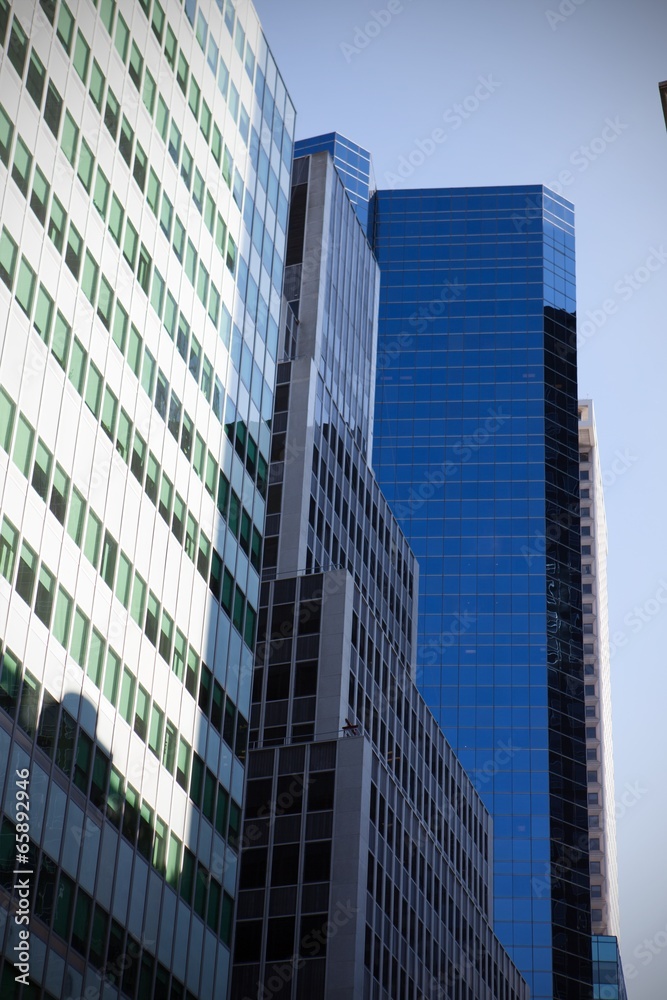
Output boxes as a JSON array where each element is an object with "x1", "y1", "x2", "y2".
[
  {"x1": 293, "y1": 132, "x2": 374, "y2": 231},
  {"x1": 592, "y1": 935, "x2": 627, "y2": 1000},
  {"x1": 0, "y1": 0, "x2": 294, "y2": 997},
  {"x1": 231, "y1": 149, "x2": 527, "y2": 1000},
  {"x1": 369, "y1": 186, "x2": 592, "y2": 1000}
]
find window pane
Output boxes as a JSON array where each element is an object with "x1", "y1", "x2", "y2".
[
  {"x1": 15, "y1": 258, "x2": 36, "y2": 316},
  {"x1": 103, "y1": 649, "x2": 121, "y2": 707},
  {"x1": 66, "y1": 488, "x2": 86, "y2": 546},
  {"x1": 53, "y1": 587, "x2": 73, "y2": 646},
  {"x1": 33, "y1": 285, "x2": 54, "y2": 344},
  {"x1": 30, "y1": 166, "x2": 50, "y2": 224},
  {"x1": 70, "y1": 609, "x2": 90, "y2": 667},
  {"x1": 93, "y1": 168, "x2": 110, "y2": 219},
  {"x1": 31, "y1": 440, "x2": 52, "y2": 500},
  {"x1": 84, "y1": 362, "x2": 103, "y2": 418},
  {"x1": 115, "y1": 552, "x2": 132, "y2": 608},
  {"x1": 35, "y1": 566, "x2": 56, "y2": 628},
  {"x1": 73, "y1": 31, "x2": 90, "y2": 82},
  {"x1": 12, "y1": 415, "x2": 34, "y2": 477},
  {"x1": 0, "y1": 518, "x2": 18, "y2": 582},
  {"x1": 84, "y1": 510, "x2": 103, "y2": 568},
  {"x1": 0, "y1": 227, "x2": 18, "y2": 289}
]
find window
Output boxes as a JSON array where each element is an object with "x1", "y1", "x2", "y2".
[
  {"x1": 13, "y1": 414, "x2": 34, "y2": 477},
  {"x1": 200, "y1": 101, "x2": 212, "y2": 142},
  {"x1": 61, "y1": 111, "x2": 79, "y2": 166},
  {"x1": 70, "y1": 609, "x2": 90, "y2": 667},
  {"x1": 156, "y1": 96, "x2": 169, "y2": 141},
  {"x1": 0, "y1": 228, "x2": 18, "y2": 289},
  {"x1": 15, "y1": 258, "x2": 36, "y2": 317},
  {"x1": 134, "y1": 685, "x2": 149, "y2": 741},
  {"x1": 100, "y1": 0, "x2": 116, "y2": 35},
  {"x1": 8, "y1": 17, "x2": 28, "y2": 76},
  {"x1": 0, "y1": 104, "x2": 13, "y2": 166},
  {"x1": 123, "y1": 219, "x2": 138, "y2": 269},
  {"x1": 100, "y1": 532, "x2": 117, "y2": 589},
  {"x1": 44, "y1": 81, "x2": 63, "y2": 137},
  {"x1": 68, "y1": 337, "x2": 87, "y2": 392},
  {"x1": 131, "y1": 432, "x2": 146, "y2": 484},
  {"x1": 181, "y1": 146, "x2": 193, "y2": 188},
  {"x1": 127, "y1": 324, "x2": 142, "y2": 376},
  {"x1": 84, "y1": 362, "x2": 103, "y2": 418},
  {"x1": 159, "y1": 475, "x2": 172, "y2": 523},
  {"x1": 82, "y1": 251, "x2": 99, "y2": 306},
  {"x1": 119, "y1": 667, "x2": 136, "y2": 724},
  {"x1": 49, "y1": 465, "x2": 69, "y2": 525},
  {"x1": 0, "y1": 518, "x2": 18, "y2": 582},
  {"x1": 103, "y1": 650, "x2": 121, "y2": 707},
  {"x1": 172, "y1": 495, "x2": 184, "y2": 543},
  {"x1": 163, "y1": 721, "x2": 176, "y2": 773},
  {"x1": 73, "y1": 31, "x2": 90, "y2": 82},
  {"x1": 30, "y1": 167, "x2": 50, "y2": 225},
  {"x1": 12, "y1": 137, "x2": 32, "y2": 197},
  {"x1": 147, "y1": 169, "x2": 160, "y2": 215},
  {"x1": 31, "y1": 440, "x2": 52, "y2": 501},
  {"x1": 104, "y1": 89, "x2": 120, "y2": 140},
  {"x1": 160, "y1": 193, "x2": 173, "y2": 239},
  {"x1": 116, "y1": 409, "x2": 132, "y2": 463},
  {"x1": 66, "y1": 488, "x2": 86, "y2": 546},
  {"x1": 151, "y1": 1, "x2": 165, "y2": 42},
  {"x1": 145, "y1": 592, "x2": 159, "y2": 644},
  {"x1": 133, "y1": 143, "x2": 147, "y2": 192},
  {"x1": 188, "y1": 77, "x2": 201, "y2": 118},
  {"x1": 84, "y1": 510, "x2": 103, "y2": 568},
  {"x1": 177, "y1": 52, "x2": 188, "y2": 94},
  {"x1": 148, "y1": 703, "x2": 164, "y2": 757},
  {"x1": 89, "y1": 60, "x2": 105, "y2": 111},
  {"x1": 119, "y1": 116, "x2": 133, "y2": 166},
  {"x1": 15, "y1": 541, "x2": 38, "y2": 605},
  {"x1": 115, "y1": 553, "x2": 132, "y2": 609},
  {"x1": 56, "y1": 1, "x2": 75, "y2": 53},
  {"x1": 130, "y1": 574, "x2": 146, "y2": 627},
  {"x1": 65, "y1": 223, "x2": 83, "y2": 280},
  {"x1": 145, "y1": 453, "x2": 159, "y2": 504},
  {"x1": 185, "y1": 514, "x2": 198, "y2": 560},
  {"x1": 137, "y1": 245, "x2": 151, "y2": 294},
  {"x1": 168, "y1": 121, "x2": 181, "y2": 164},
  {"x1": 159, "y1": 611, "x2": 173, "y2": 662},
  {"x1": 77, "y1": 139, "x2": 95, "y2": 193}
]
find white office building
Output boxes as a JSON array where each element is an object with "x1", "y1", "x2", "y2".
[
  {"x1": 579, "y1": 399, "x2": 620, "y2": 938},
  {"x1": 0, "y1": 0, "x2": 294, "y2": 996}
]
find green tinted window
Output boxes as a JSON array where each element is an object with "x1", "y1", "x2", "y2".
[
  {"x1": 12, "y1": 415, "x2": 34, "y2": 477},
  {"x1": 84, "y1": 362, "x2": 103, "y2": 418},
  {"x1": 0, "y1": 227, "x2": 18, "y2": 289},
  {"x1": 30, "y1": 166, "x2": 50, "y2": 225},
  {"x1": 0, "y1": 389, "x2": 15, "y2": 452},
  {"x1": 77, "y1": 139, "x2": 94, "y2": 192},
  {"x1": 53, "y1": 587, "x2": 73, "y2": 646},
  {"x1": 93, "y1": 169, "x2": 109, "y2": 219},
  {"x1": 0, "y1": 517, "x2": 18, "y2": 582},
  {"x1": 84, "y1": 510, "x2": 102, "y2": 567},
  {"x1": 15, "y1": 258, "x2": 36, "y2": 316},
  {"x1": 66, "y1": 488, "x2": 86, "y2": 546},
  {"x1": 33, "y1": 285, "x2": 54, "y2": 344},
  {"x1": 70, "y1": 609, "x2": 90, "y2": 667},
  {"x1": 115, "y1": 552, "x2": 132, "y2": 608},
  {"x1": 73, "y1": 31, "x2": 90, "y2": 82}
]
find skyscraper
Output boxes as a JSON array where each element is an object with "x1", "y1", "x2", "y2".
[
  {"x1": 230, "y1": 147, "x2": 527, "y2": 1000},
  {"x1": 579, "y1": 400, "x2": 628, "y2": 1000},
  {"x1": 368, "y1": 184, "x2": 592, "y2": 1000},
  {"x1": 578, "y1": 400, "x2": 618, "y2": 938},
  {"x1": 0, "y1": 1, "x2": 293, "y2": 996}
]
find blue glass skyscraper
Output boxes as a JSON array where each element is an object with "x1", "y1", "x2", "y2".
[{"x1": 367, "y1": 186, "x2": 592, "y2": 1000}]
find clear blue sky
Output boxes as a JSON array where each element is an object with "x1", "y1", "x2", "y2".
[{"x1": 253, "y1": 0, "x2": 667, "y2": 994}]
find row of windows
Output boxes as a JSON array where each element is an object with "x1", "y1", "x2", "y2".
[
  {"x1": 0, "y1": 234, "x2": 261, "y2": 644},
  {"x1": 40, "y1": 0, "x2": 253, "y2": 252},
  {"x1": 0, "y1": 804, "x2": 230, "y2": 993},
  {"x1": 0, "y1": 519, "x2": 245, "y2": 826},
  {"x1": 1, "y1": 11, "x2": 283, "y2": 460},
  {"x1": 0, "y1": 811, "x2": 202, "y2": 1000},
  {"x1": 0, "y1": 38, "x2": 253, "y2": 441},
  {"x1": 0, "y1": 644, "x2": 238, "y2": 946},
  {"x1": 0, "y1": 395, "x2": 253, "y2": 757}
]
